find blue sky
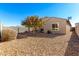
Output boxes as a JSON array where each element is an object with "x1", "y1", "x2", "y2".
[{"x1": 0, "y1": 3, "x2": 79, "y2": 26}]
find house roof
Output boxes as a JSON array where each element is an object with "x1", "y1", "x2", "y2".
[{"x1": 41, "y1": 17, "x2": 72, "y2": 26}]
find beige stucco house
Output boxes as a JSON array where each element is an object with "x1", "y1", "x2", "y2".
[
  {"x1": 41, "y1": 17, "x2": 71, "y2": 34},
  {"x1": 75, "y1": 23, "x2": 79, "y2": 36}
]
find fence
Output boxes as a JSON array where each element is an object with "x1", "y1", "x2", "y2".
[{"x1": 8, "y1": 26, "x2": 32, "y2": 33}]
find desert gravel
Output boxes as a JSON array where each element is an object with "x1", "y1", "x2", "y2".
[{"x1": 0, "y1": 32, "x2": 72, "y2": 56}]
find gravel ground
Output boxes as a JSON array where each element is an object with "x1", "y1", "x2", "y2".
[
  {"x1": 65, "y1": 31, "x2": 79, "y2": 56},
  {"x1": 0, "y1": 32, "x2": 72, "y2": 56}
]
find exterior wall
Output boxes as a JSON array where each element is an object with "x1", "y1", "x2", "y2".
[
  {"x1": 75, "y1": 23, "x2": 79, "y2": 36},
  {"x1": 0, "y1": 23, "x2": 2, "y2": 32},
  {"x1": 66, "y1": 24, "x2": 71, "y2": 34},
  {"x1": 42, "y1": 18, "x2": 67, "y2": 34}
]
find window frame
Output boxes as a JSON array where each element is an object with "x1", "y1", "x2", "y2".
[{"x1": 52, "y1": 23, "x2": 59, "y2": 31}]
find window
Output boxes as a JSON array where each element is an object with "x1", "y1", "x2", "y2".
[{"x1": 52, "y1": 24, "x2": 59, "y2": 31}]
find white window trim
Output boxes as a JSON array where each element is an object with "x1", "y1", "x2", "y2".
[{"x1": 52, "y1": 23, "x2": 59, "y2": 31}]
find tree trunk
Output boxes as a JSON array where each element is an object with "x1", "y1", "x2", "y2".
[
  {"x1": 34, "y1": 27, "x2": 37, "y2": 31},
  {"x1": 28, "y1": 27, "x2": 30, "y2": 32},
  {"x1": 17, "y1": 27, "x2": 19, "y2": 34}
]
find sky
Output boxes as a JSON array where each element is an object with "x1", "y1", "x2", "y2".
[{"x1": 0, "y1": 3, "x2": 79, "y2": 27}]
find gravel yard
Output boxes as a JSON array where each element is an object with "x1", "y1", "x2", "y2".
[
  {"x1": 0, "y1": 32, "x2": 76, "y2": 56},
  {"x1": 65, "y1": 31, "x2": 79, "y2": 56}
]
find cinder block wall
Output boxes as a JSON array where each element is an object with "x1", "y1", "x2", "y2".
[
  {"x1": 9, "y1": 26, "x2": 28, "y2": 33},
  {"x1": 8, "y1": 26, "x2": 32, "y2": 33}
]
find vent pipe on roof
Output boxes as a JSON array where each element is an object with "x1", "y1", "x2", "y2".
[{"x1": 68, "y1": 16, "x2": 72, "y2": 20}]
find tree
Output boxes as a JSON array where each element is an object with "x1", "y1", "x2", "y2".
[
  {"x1": 36, "y1": 18, "x2": 45, "y2": 28},
  {"x1": 29, "y1": 16, "x2": 45, "y2": 31},
  {"x1": 21, "y1": 16, "x2": 44, "y2": 32},
  {"x1": 30, "y1": 16, "x2": 39, "y2": 31},
  {"x1": 21, "y1": 16, "x2": 33, "y2": 32}
]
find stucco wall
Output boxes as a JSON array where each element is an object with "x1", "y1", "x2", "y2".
[
  {"x1": 75, "y1": 23, "x2": 79, "y2": 36},
  {"x1": 42, "y1": 18, "x2": 68, "y2": 34},
  {"x1": 66, "y1": 24, "x2": 71, "y2": 34}
]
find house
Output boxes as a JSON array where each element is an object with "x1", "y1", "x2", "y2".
[
  {"x1": 75, "y1": 23, "x2": 79, "y2": 36},
  {"x1": 40, "y1": 17, "x2": 71, "y2": 34}
]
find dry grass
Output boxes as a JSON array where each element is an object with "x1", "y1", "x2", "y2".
[
  {"x1": 0, "y1": 32, "x2": 71, "y2": 56},
  {"x1": 1, "y1": 28, "x2": 17, "y2": 41}
]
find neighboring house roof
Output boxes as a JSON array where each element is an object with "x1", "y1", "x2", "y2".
[
  {"x1": 75, "y1": 23, "x2": 79, "y2": 26},
  {"x1": 41, "y1": 17, "x2": 71, "y2": 26}
]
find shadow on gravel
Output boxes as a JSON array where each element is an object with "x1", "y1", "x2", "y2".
[
  {"x1": 17, "y1": 32, "x2": 65, "y2": 39},
  {"x1": 65, "y1": 31, "x2": 79, "y2": 56}
]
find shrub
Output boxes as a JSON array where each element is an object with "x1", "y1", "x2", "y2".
[
  {"x1": 47, "y1": 30, "x2": 52, "y2": 34},
  {"x1": 39, "y1": 28, "x2": 44, "y2": 33},
  {"x1": 1, "y1": 28, "x2": 17, "y2": 41}
]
